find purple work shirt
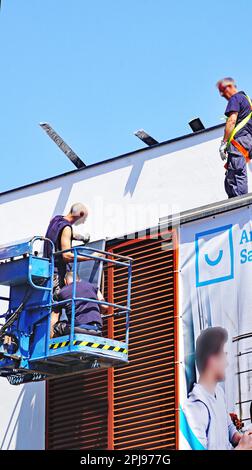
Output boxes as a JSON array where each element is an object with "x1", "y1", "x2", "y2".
[
  {"x1": 43, "y1": 215, "x2": 72, "y2": 278},
  {"x1": 56, "y1": 280, "x2": 103, "y2": 327},
  {"x1": 225, "y1": 91, "x2": 252, "y2": 138}
]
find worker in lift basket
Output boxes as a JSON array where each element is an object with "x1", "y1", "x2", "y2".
[
  {"x1": 183, "y1": 327, "x2": 252, "y2": 450},
  {"x1": 217, "y1": 77, "x2": 252, "y2": 198},
  {"x1": 53, "y1": 271, "x2": 108, "y2": 337},
  {"x1": 43, "y1": 202, "x2": 102, "y2": 337}
]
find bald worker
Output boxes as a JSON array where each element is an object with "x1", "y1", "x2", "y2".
[{"x1": 44, "y1": 203, "x2": 100, "y2": 337}]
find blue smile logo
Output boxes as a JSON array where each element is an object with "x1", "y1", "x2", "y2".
[
  {"x1": 205, "y1": 250, "x2": 223, "y2": 266},
  {"x1": 195, "y1": 224, "x2": 234, "y2": 287}
]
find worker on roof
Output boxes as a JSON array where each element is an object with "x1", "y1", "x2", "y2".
[
  {"x1": 44, "y1": 202, "x2": 102, "y2": 337},
  {"x1": 53, "y1": 271, "x2": 108, "y2": 337},
  {"x1": 217, "y1": 77, "x2": 252, "y2": 198}
]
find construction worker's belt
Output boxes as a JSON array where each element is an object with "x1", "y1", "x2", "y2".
[{"x1": 227, "y1": 95, "x2": 252, "y2": 163}]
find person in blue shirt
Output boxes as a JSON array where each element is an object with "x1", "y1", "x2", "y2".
[
  {"x1": 217, "y1": 77, "x2": 252, "y2": 198},
  {"x1": 183, "y1": 327, "x2": 252, "y2": 450},
  {"x1": 53, "y1": 271, "x2": 108, "y2": 337}
]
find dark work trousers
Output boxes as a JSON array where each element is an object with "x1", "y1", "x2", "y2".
[{"x1": 224, "y1": 133, "x2": 252, "y2": 198}]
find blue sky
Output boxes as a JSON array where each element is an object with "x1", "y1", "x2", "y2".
[{"x1": 1, "y1": 0, "x2": 251, "y2": 192}]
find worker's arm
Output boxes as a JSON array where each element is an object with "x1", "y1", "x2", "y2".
[
  {"x1": 97, "y1": 289, "x2": 109, "y2": 314},
  {"x1": 228, "y1": 412, "x2": 242, "y2": 447},
  {"x1": 223, "y1": 112, "x2": 238, "y2": 142},
  {"x1": 60, "y1": 226, "x2": 103, "y2": 263}
]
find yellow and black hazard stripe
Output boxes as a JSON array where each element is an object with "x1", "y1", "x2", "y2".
[
  {"x1": 49, "y1": 340, "x2": 71, "y2": 350},
  {"x1": 49, "y1": 339, "x2": 127, "y2": 354}
]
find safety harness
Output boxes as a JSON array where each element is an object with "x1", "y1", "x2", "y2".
[{"x1": 227, "y1": 95, "x2": 252, "y2": 163}]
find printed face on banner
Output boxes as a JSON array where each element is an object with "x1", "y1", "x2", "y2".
[
  {"x1": 181, "y1": 210, "x2": 252, "y2": 450},
  {"x1": 195, "y1": 224, "x2": 234, "y2": 287}
]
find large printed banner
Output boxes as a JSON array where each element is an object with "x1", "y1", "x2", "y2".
[{"x1": 179, "y1": 205, "x2": 252, "y2": 450}]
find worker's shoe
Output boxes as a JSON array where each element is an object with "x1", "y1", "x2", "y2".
[
  {"x1": 74, "y1": 323, "x2": 102, "y2": 336},
  {"x1": 53, "y1": 321, "x2": 68, "y2": 337}
]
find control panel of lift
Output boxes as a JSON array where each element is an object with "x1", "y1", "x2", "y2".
[{"x1": 0, "y1": 237, "x2": 132, "y2": 385}]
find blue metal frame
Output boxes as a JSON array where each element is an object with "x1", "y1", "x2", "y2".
[
  {"x1": 0, "y1": 237, "x2": 133, "y2": 383},
  {"x1": 27, "y1": 237, "x2": 55, "y2": 359},
  {"x1": 50, "y1": 244, "x2": 132, "y2": 352},
  {"x1": 27, "y1": 236, "x2": 55, "y2": 292},
  {"x1": 25, "y1": 243, "x2": 132, "y2": 352}
]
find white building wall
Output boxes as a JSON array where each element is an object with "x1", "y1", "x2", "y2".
[
  {"x1": 0, "y1": 125, "x2": 249, "y2": 449},
  {"x1": 0, "y1": 127, "x2": 227, "y2": 246}
]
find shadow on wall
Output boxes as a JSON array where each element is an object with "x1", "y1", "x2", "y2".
[
  {"x1": 124, "y1": 158, "x2": 145, "y2": 196},
  {"x1": 0, "y1": 382, "x2": 45, "y2": 450},
  {"x1": 51, "y1": 179, "x2": 73, "y2": 218}
]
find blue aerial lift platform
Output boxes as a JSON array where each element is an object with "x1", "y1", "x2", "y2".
[{"x1": 0, "y1": 237, "x2": 132, "y2": 385}]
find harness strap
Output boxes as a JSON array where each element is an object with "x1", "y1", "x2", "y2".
[{"x1": 230, "y1": 139, "x2": 250, "y2": 163}]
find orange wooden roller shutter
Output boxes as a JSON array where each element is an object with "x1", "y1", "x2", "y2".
[
  {"x1": 46, "y1": 371, "x2": 108, "y2": 449},
  {"x1": 46, "y1": 229, "x2": 178, "y2": 450},
  {"x1": 107, "y1": 230, "x2": 178, "y2": 450}
]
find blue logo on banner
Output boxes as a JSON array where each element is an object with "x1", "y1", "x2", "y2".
[{"x1": 195, "y1": 224, "x2": 234, "y2": 287}]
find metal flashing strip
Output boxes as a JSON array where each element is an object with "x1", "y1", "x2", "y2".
[
  {"x1": 159, "y1": 192, "x2": 252, "y2": 228},
  {"x1": 107, "y1": 195, "x2": 252, "y2": 247}
]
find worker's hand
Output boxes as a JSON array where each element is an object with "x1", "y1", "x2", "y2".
[
  {"x1": 236, "y1": 431, "x2": 252, "y2": 450},
  {"x1": 73, "y1": 232, "x2": 90, "y2": 244},
  {"x1": 219, "y1": 140, "x2": 228, "y2": 161},
  {"x1": 3, "y1": 335, "x2": 12, "y2": 346}
]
